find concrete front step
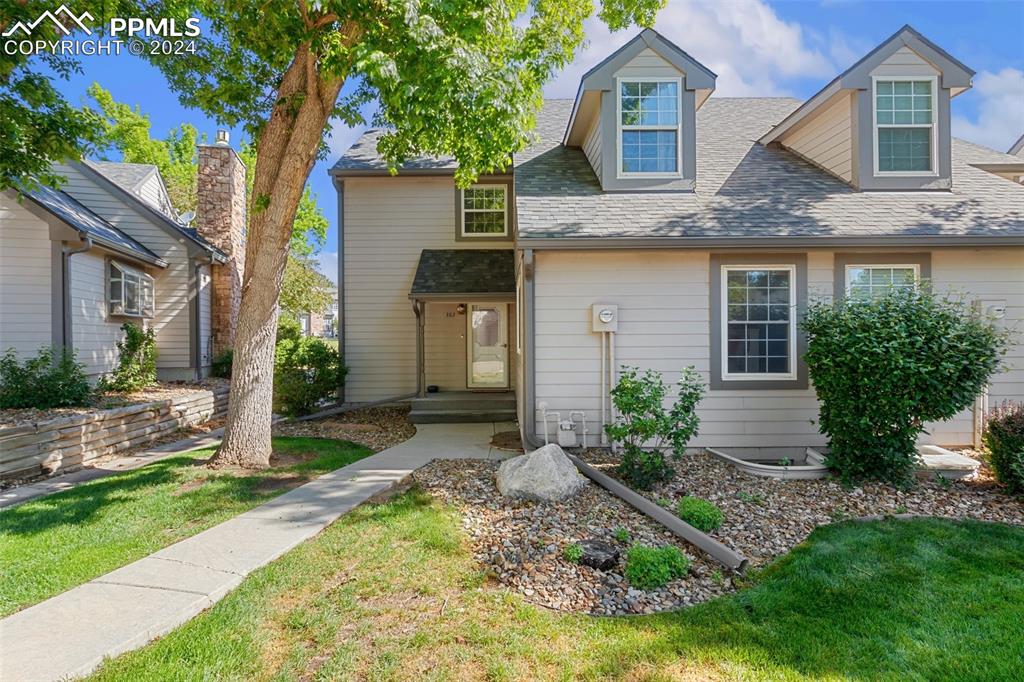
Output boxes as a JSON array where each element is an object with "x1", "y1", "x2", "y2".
[{"x1": 410, "y1": 409, "x2": 517, "y2": 424}]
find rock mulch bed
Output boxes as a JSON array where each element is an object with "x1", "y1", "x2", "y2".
[
  {"x1": 581, "y1": 449, "x2": 1024, "y2": 568},
  {"x1": 273, "y1": 404, "x2": 416, "y2": 452},
  {"x1": 414, "y1": 459, "x2": 730, "y2": 616}
]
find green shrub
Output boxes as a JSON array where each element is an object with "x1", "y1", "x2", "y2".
[
  {"x1": 0, "y1": 347, "x2": 92, "y2": 409},
  {"x1": 562, "y1": 543, "x2": 583, "y2": 563},
  {"x1": 211, "y1": 349, "x2": 233, "y2": 379},
  {"x1": 983, "y1": 402, "x2": 1024, "y2": 494},
  {"x1": 605, "y1": 366, "x2": 704, "y2": 490},
  {"x1": 273, "y1": 337, "x2": 346, "y2": 417},
  {"x1": 103, "y1": 323, "x2": 157, "y2": 392},
  {"x1": 624, "y1": 544, "x2": 690, "y2": 590},
  {"x1": 276, "y1": 316, "x2": 302, "y2": 344},
  {"x1": 676, "y1": 496, "x2": 723, "y2": 532},
  {"x1": 613, "y1": 527, "x2": 631, "y2": 544},
  {"x1": 802, "y1": 288, "x2": 1007, "y2": 487}
]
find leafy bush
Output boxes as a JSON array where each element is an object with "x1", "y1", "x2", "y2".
[
  {"x1": 0, "y1": 347, "x2": 92, "y2": 409},
  {"x1": 102, "y1": 323, "x2": 157, "y2": 392},
  {"x1": 211, "y1": 349, "x2": 233, "y2": 379},
  {"x1": 273, "y1": 337, "x2": 346, "y2": 417},
  {"x1": 613, "y1": 527, "x2": 631, "y2": 544},
  {"x1": 983, "y1": 402, "x2": 1024, "y2": 494},
  {"x1": 562, "y1": 543, "x2": 583, "y2": 563},
  {"x1": 676, "y1": 496, "x2": 723, "y2": 532},
  {"x1": 624, "y1": 544, "x2": 690, "y2": 590},
  {"x1": 276, "y1": 316, "x2": 302, "y2": 344},
  {"x1": 605, "y1": 366, "x2": 704, "y2": 490},
  {"x1": 802, "y1": 288, "x2": 1007, "y2": 487}
]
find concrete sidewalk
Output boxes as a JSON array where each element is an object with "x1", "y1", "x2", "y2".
[{"x1": 0, "y1": 422, "x2": 513, "y2": 682}]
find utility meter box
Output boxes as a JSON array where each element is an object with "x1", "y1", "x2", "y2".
[{"x1": 592, "y1": 304, "x2": 618, "y2": 332}]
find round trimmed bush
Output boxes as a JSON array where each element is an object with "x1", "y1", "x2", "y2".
[
  {"x1": 983, "y1": 402, "x2": 1024, "y2": 494},
  {"x1": 624, "y1": 544, "x2": 690, "y2": 590},
  {"x1": 676, "y1": 496, "x2": 723, "y2": 532}
]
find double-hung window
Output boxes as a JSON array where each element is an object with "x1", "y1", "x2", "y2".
[
  {"x1": 460, "y1": 185, "x2": 508, "y2": 237},
  {"x1": 723, "y1": 266, "x2": 796, "y2": 379},
  {"x1": 108, "y1": 260, "x2": 155, "y2": 318},
  {"x1": 874, "y1": 77, "x2": 935, "y2": 174},
  {"x1": 846, "y1": 265, "x2": 919, "y2": 299},
  {"x1": 618, "y1": 79, "x2": 680, "y2": 176}
]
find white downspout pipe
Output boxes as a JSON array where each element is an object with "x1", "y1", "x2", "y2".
[
  {"x1": 609, "y1": 330, "x2": 617, "y2": 453},
  {"x1": 600, "y1": 331, "x2": 607, "y2": 445}
]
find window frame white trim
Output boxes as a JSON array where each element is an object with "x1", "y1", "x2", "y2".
[
  {"x1": 844, "y1": 263, "x2": 921, "y2": 296},
  {"x1": 871, "y1": 75, "x2": 939, "y2": 178},
  {"x1": 107, "y1": 259, "x2": 155, "y2": 319},
  {"x1": 459, "y1": 184, "x2": 509, "y2": 238},
  {"x1": 615, "y1": 75, "x2": 683, "y2": 180},
  {"x1": 720, "y1": 264, "x2": 798, "y2": 382}
]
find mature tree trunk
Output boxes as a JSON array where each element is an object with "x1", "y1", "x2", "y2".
[{"x1": 211, "y1": 40, "x2": 348, "y2": 468}]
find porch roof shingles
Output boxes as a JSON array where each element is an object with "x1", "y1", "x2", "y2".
[{"x1": 411, "y1": 249, "x2": 514, "y2": 298}]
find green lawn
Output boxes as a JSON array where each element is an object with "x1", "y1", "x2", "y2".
[
  {"x1": 88, "y1": 489, "x2": 1024, "y2": 681},
  {"x1": 0, "y1": 437, "x2": 372, "y2": 617}
]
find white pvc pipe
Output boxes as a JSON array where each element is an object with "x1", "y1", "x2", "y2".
[
  {"x1": 609, "y1": 331, "x2": 617, "y2": 453},
  {"x1": 600, "y1": 331, "x2": 607, "y2": 445}
]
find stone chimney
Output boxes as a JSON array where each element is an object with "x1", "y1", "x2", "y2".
[{"x1": 196, "y1": 130, "x2": 247, "y2": 355}]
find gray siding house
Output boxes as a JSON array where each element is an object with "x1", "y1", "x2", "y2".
[
  {"x1": 331, "y1": 26, "x2": 1024, "y2": 451},
  {"x1": 0, "y1": 140, "x2": 248, "y2": 381}
]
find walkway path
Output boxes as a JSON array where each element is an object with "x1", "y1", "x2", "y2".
[{"x1": 0, "y1": 422, "x2": 513, "y2": 682}]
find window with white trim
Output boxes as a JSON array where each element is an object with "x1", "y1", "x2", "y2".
[
  {"x1": 846, "y1": 265, "x2": 919, "y2": 299},
  {"x1": 723, "y1": 266, "x2": 796, "y2": 378},
  {"x1": 874, "y1": 78, "x2": 935, "y2": 173},
  {"x1": 461, "y1": 185, "x2": 508, "y2": 237},
  {"x1": 108, "y1": 261, "x2": 155, "y2": 318},
  {"x1": 618, "y1": 79, "x2": 680, "y2": 175}
]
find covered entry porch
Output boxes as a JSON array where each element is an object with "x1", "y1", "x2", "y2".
[{"x1": 409, "y1": 249, "x2": 517, "y2": 423}]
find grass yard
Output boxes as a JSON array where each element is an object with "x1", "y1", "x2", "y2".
[
  {"x1": 0, "y1": 437, "x2": 372, "y2": 617},
  {"x1": 88, "y1": 488, "x2": 1024, "y2": 681}
]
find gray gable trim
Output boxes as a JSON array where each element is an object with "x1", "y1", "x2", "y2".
[
  {"x1": 75, "y1": 161, "x2": 227, "y2": 263},
  {"x1": 761, "y1": 24, "x2": 973, "y2": 146},
  {"x1": 1010, "y1": 134, "x2": 1024, "y2": 157}
]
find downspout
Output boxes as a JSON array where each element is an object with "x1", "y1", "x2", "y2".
[
  {"x1": 334, "y1": 177, "x2": 347, "y2": 403},
  {"x1": 61, "y1": 235, "x2": 93, "y2": 350},
  {"x1": 521, "y1": 249, "x2": 539, "y2": 450}
]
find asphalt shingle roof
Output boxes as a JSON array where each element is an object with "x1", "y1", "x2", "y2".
[
  {"x1": 21, "y1": 182, "x2": 165, "y2": 265},
  {"x1": 411, "y1": 250, "x2": 514, "y2": 296}
]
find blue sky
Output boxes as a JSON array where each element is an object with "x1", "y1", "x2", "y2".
[{"x1": 40, "y1": 1, "x2": 1024, "y2": 283}]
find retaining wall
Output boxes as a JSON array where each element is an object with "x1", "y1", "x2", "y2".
[{"x1": 0, "y1": 387, "x2": 229, "y2": 481}]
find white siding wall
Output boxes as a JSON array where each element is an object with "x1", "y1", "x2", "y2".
[
  {"x1": 780, "y1": 92, "x2": 854, "y2": 183},
  {"x1": 343, "y1": 177, "x2": 514, "y2": 402},
  {"x1": 582, "y1": 110, "x2": 603, "y2": 180},
  {"x1": 197, "y1": 264, "x2": 213, "y2": 370},
  {"x1": 69, "y1": 252, "x2": 122, "y2": 377},
  {"x1": 56, "y1": 164, "x2": 193, "y2": 372},
  {"x1": 0, "y1": 195, "x2": 52, "y2": 358},
  {"x1": 532, "y1": 248, "x2": 1024, "y2": 449}
]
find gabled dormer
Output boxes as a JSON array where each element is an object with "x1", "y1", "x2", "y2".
[
  {"x1": 760, "y1": 25, "x2": 974, "y2": 191},
  {"x1": 563, "y1": 29, "x2": 716, "y2": 192}
]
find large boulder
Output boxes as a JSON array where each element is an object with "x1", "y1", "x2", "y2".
[{"x1": 496, "y1": 443, "x2": 586, "y2": 502}]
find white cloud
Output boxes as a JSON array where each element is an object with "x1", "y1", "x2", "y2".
[
  {"x1": 952, "y1": 68, "x2": 1024, "y2": 153},
  {"x1": 544, "y1": 0, "x2": 836, "y2": 99},
  {"x1": 315, "y1": 250, "x2": 338, "y2": 286}
]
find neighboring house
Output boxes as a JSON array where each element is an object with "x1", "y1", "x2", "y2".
[
  {"x1": 0, "y1": 138, "x2": 248, "y2": 381},
  {"x1": 323, "y1": 288, "x2": 339, "y2": 338},
  {"x1": 330, "y1": 25, "x2": 1024, "y2": 450}
]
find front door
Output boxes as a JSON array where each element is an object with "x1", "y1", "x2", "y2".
[{"x1": 467, "y1": 303, "x2": 509, "y2": 389}]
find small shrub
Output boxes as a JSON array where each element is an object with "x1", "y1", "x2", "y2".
[
  {"x1": 211, "y1": 349, "x2": 233, "y2": 379},
  {"x1": 655, "y1": 497, "x2": 672, "y2": 509},
  {"x1": 624, "y1": 544, "x2": 690, "y2": 590},
  {"x1": 676, "y1": 496, "x2": 723, "y2": 532},
  {"x1": 802, "y1": 288, "x2": 1007, "y2": 486},
  {"x1": 0, "y1": 347, "x2": 92, "y2": 409},
  {"x1": 562, "y1": 543, "x2": 583, "y2": 563},
  {"x1": 613, "y1": 527, "x2": 631, "y2": 544},
  {"x1": 983, "y1": 402, "x2": 1024, "y2": 494},
  {"x1": 103, "y1": 323, "x2": 157, "y2": 392},
  {"x1": 274, "y1": 337, "x2": 347, "y2": 417},
  {"x1": 605, "y1": 366, "x2": 704, "y2": 490}
]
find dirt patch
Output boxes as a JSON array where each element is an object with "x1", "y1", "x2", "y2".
[
  {"x1": 274, "y1": 404, "x2": 416, "y2": 452},
  {"x1": 173, "y1": 478, "x2": 210, "y2": 496},
  {"x1": 253, "y1": 474, "x2": 309, "y2": 494},
  {"x1": 490, "y1": 430, "x2": 524, "y2": 452}
]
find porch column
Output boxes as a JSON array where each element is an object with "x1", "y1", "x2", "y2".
[{"x1": 413, "y1": 299, "x2": 426, "y2": 397}]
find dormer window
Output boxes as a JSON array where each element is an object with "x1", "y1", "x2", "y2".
[
  {"x1": 873, "y1": 77, "x2": 936, "y2": 175},
  {"x1": 617, "y1": 79, "x2": 681, "y2": 176}
]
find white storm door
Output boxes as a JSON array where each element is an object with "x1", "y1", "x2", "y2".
[{"x1": 467, "y1": 303, "x2": 509, "y2": 389}]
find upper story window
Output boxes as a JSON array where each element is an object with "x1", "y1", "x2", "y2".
[
  {"x1": 722, "y1": 266, "x2": 796, "y2": 380},
  {"x1": 460, "y1": 185, "x2": 508, "y2": 237},
  {"x1": 618, "y1": 79, "x2": 680, "y2": 176},
  {"x1": 874, "y1": 78, "x2": 936, "y2": 175},
  {"x1": 846, "y1": 265, "x2": 919, "y2": 299},
  {"x1": 108, "y1": 260, "x2": 155, "y2": 318}
]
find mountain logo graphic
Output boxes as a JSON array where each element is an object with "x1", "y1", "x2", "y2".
[{"x1": 3, "y1": 5, "x2": 94, "y2": 37}]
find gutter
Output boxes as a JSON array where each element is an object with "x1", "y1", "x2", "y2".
[
  {"x1": 516, "y1": 234, "x2": 1024, "y2": 249},
  {"x1": 61, "y1": 235, "x2": 93, "y2": 349}
]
